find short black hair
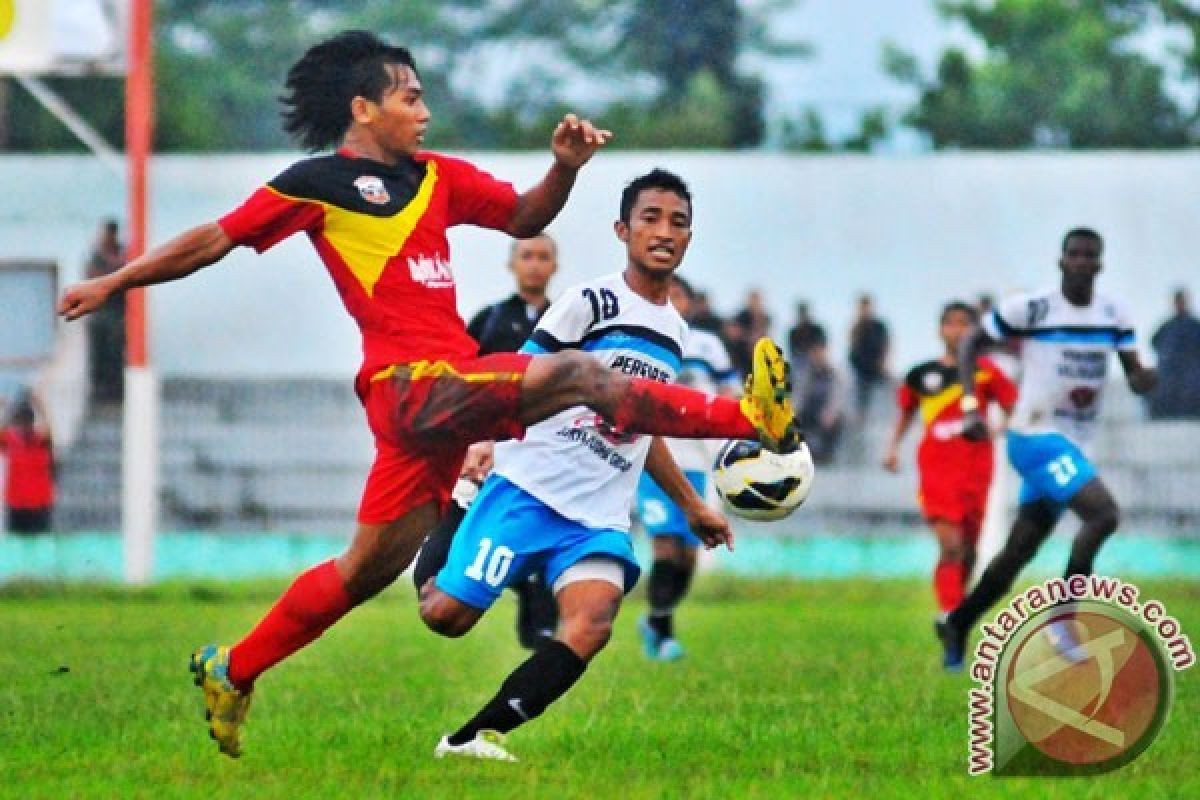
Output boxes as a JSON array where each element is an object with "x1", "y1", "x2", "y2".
[
  {"x1": 1062, "y1": 227, "x2": 1103, "y2": 253},
  {"x1": 619, "y1": 168, "x2": 692, "y2": 224},
  {"x1": 940, "y1": 300, "x2": 978, "y2": 325},
  {"x1": 281, "y1": 31, "x2": 419, "y2": 152}
]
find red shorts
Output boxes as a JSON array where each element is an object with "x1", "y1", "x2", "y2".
[
  {"x1": 356, "y1": 354, "x2": 531, "y2": 524},
  {"x1": 918, "y1": 476, "x2": 990, "y2": 541}
]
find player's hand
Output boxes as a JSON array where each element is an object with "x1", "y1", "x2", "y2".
[
  {"x1": 961, "y1": 411, "x2": 989, "y2": 442},
  {"x1": 58, "y1": 277, "x2": 116, "y2": 321},
  {"x1": 460, "y1": 441, "x2": 495, "y2": 483},
  {"x1": 685, "y1": 502, "x2": 735, "y2": 552},
  {"x1": 551, "y1": 113, "x2": 613, "y2": 170},
  {"x1": 882, "y1": 448, "x2": 899, "y2": 473}
]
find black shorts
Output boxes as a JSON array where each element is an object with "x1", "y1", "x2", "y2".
[{"x1": 5, "y1": 507, "x2": 52, "y2": 534}]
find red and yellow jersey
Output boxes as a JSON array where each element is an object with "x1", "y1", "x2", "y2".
[
  {"x1": 897, "y1": 356, "x2": 1017, "y2": 476},
  {"x1": 218, "y1": 149, "x2": 518, "y2": 388}
]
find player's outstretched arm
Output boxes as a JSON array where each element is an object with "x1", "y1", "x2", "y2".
[
  {"x1": 645, "y1": 437, "x2": 734, "y2": 552},
  {"x1": 506, "y1": 113, "x2": 613, "y2": 238},
  {"x1": 59, "y1": 222, "x2": 235, "y2": 321},
  {"x1": 957, "y1": 326, "x2": 995, "y2": 441},
  {"x1": 1118, "y1": 351, "x2": 1158, "y2": 396}
]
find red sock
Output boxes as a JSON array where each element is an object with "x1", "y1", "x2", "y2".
[
  {"x1": 227, "y1": 559, "x2": 355, "y2": 689},
  {"x1": 934, "y1": 560, "x2": 966, "y2": 612},
  {"x1": 609, "y1": 379, "x2": 757, "y2": 439}
]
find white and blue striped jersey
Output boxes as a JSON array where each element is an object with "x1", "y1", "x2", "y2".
[
  {"x1": 667, "y1": 327, "x2": 740, "y2": 472},
  {"x1": 494, "y1": 272, "x2": 686, "y2": 531},
  {"x1": 984, "y1": 286, "x2": 1136, "y2": 447}
]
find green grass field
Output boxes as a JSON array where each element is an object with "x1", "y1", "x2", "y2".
[{"x1": 2, "y1": 577, "x2": 1197, "y2": 799}]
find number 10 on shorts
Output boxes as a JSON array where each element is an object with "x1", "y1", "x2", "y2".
[{"x1": 465, "y1": 538, "x2": 515, "y2": 587}]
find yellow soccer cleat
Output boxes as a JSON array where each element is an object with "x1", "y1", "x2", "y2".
[
  {"x1": 740, "y1": 337, "x2": 802, "y2": 454},
  {"x1": 190, "y1": 644, "x2": 253, "y2": 758}
]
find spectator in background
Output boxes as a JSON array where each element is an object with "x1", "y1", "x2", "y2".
[
  {"x1": 848, "y1": 293, "x2": 890, "y2": 421},
  {"x1": 794, "y1": 331, "x2": 846, "y2": 465},
  {"x1": 726, "y1": 289, "x2": 772, "y2": 380},
  {"x1": 0, "y1": 390, "x2": 55, "y2": 535},
  {"x1": 86, "y1": 219, "x2": 126, "y2": 404},
  {"x1": 467, "y1": 234, "x2": 556, "y2": 355},
  {"x1": 786, "y1": 301, "x2": 826, "y2": 387},
  {"x1": 1149, "y1": 287, "x2": 1200, "y2": 419},
  {"x1": 688, "y1": 290, "x2": 724, "y2": 334}
]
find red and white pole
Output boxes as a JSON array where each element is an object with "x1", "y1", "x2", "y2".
[{"x1": 123, "y1": 0, "x2": 157, "y2": 584}]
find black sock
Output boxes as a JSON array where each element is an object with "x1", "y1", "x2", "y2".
[
  {"x1": 646, "y1": 559, "x2": 676, "y2": 638},
  {"x1": 647, "y1": 558, "x2": 693, "y2": 639},
  {"x1": 514, "y1": 575, "x2": 559, "y2": 650},
  {"x1": 447, "y1": 640, "x2": 587, "y2": 745},
  {"x1": 412, "y1": 500, "x2": 466, "y2": 594},
  {"x1": 948, "y1": 506, "x2": 1056, "y2": 632}
]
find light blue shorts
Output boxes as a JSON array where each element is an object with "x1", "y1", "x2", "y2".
[
  {"x1": 635, "y1": 470, "x2": 707, "y2": 547},
  {"x1": 1007, "y1": 431, "x2": 1098, "y2": 509},
  {"x1": 435, "y1": 475, "x2": 640, "y2": 611}
]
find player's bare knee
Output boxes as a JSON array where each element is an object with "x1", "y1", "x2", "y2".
[
  {"x1": 560, "y1": 613, "x2": 613, "y2": 659},
  {"x1": 941, "y1": 541, "x2": 965, "y2": 562},
  {"x1": 419, "y1": 593, "x2": 476, "y2": 638}
]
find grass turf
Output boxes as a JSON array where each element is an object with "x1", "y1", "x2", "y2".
[{"x1": 1, "y1": 577, "x2": 1196, "y2": 799}]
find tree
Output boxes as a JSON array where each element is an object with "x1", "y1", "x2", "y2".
[
  {"x1": 886, "y1": 0, "x2": 1189, "y2": 148},
  {"x1": 471, "y1": 0, "x2": 807, "y2": 148},
  {"x1": 2, "y1": 0, "x2": 808, "y2": 152}
]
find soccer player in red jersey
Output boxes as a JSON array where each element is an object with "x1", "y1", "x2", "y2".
[
  {"x1": 882, "y1": 302, "x2": 1016, "y2": 617},
  {"x1": 58, "y1": 31, "x2": 799, "y2": 757}
]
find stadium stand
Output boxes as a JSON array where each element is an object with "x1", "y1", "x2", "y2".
[{"x1": 52, "y1": 377, "x2": 1200, "y2": 535}]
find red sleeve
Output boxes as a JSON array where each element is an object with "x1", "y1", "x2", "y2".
[
  {"x1": 435, "y1": 154, "x2": 519, "y2": 231},
  {"x1": 896, "y1": 383, "x2": 918, "y2": 414},
  {"x1": 217, "y1": 186, "x2": 324, "y2": 253},
  {"x1": 979, "y1": 357, "x2": 1018, "y2": 412}
]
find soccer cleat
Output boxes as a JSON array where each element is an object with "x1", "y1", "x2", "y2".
[
  {"x1": 740, "y1": 338, "x2": 802, "y2": 454},
  {"x1": 1045, "y1": 618, "x2": 1088, "y2": 664},
  {"x1": 434, "y1": 730, "x2": 518, "y2": 762},
  {"x1": 657, "y1": 637, "x2": 685, "y2": 662},
  {"x1": 935, "y1": 614, "x2": 967, "y2": 672},
  {"x1": 638, "y1": 615, "x2": 663, "y2": 660},
  {"x1": 189, "y1": 644, "x2": 253, "y2": 758}
]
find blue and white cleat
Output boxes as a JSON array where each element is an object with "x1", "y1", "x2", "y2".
[
  {"x1": 638, "y1": 615, "x2": 663, "y2": 660},
  {"x1": 657, "y1": 637, "x2": 685, "y2": 662}
]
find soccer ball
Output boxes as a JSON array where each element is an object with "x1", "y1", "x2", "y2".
[{"x1": 713, "y1": 439, "x2": 815, "y2": 521}]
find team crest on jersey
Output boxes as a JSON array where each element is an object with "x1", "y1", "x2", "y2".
[
  {"x1": 353, "y1": 175, "x2": 390, "y2": 205},
  {"x1": 1070, "y1": 386, "x2": 1098, "y2": 409}
]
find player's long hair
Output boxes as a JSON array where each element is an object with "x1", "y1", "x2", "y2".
[{"x1": 280, "y1": 31, "x2": 419, "y2": 152}]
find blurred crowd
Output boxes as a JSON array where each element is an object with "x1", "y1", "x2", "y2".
[{"x1": 676, "y1": 283, "x2": 1200, "y2": 467}]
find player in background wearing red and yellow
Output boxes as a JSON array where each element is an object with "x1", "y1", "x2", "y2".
[
  {"x1": 883, "y1": 302, "x2": 1016, "y2": 623},
  {"x1": 58, "y1": 31, "x2": 800, "y2": 758}
]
